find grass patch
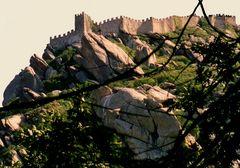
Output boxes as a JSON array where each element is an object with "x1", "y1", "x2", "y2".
[{"x1": 108, "y1": 38, "x2": 136, "y2": 59}]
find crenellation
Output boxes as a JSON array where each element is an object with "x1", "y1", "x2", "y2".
[{"x1": 49, "y1": 12, "x2": 237, "y2": 50}]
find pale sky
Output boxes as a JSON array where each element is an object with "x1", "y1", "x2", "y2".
[{"x1": 1, "y1": 0, "x2": 240, "y2": 106}]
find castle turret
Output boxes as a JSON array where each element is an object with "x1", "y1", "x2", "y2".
[
  {"x1": 49, "y1": 12, "x2": 93, "y2": 50},
  {"x1": 75, "y1": 12, "x2": 92, "y2": 33}
]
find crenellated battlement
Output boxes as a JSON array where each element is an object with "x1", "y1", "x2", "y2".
[
  {"x1": 49, "y1": 12, "x2": 237, "y2": 50},
  {"x1": 49, "y1": 12, "x2": 92, "y2": 50},
  {"x1": 50, "y1": 29, "x2": 75, "y2": 41},
  {"x1": 208, "y1": 14, "x2": 237, "y2": 29}
]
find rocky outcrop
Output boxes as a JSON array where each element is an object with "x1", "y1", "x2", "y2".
[
  {"x1": 135, "y1": 43, "x2": 157, "y2": 66},
  {"x1": 3, "y1": 66, "x2": 44, "y2": 106},
  {"x1": 0, "y1": 114, "x2": 25, "y2": 164},
  {"x1": 79, "y1": 32, "x2": 144, "y2": 82},
  {"x1": 30, "y1": 54, "x2": 49, "y2": 79},
  {"x1": 175, "y1": 43, "x2": 203, "y2": 62},
  {"x1": 131, "y1": 37, "x2": 157, "y2": 65},
  {"x1": 42, "y1": 49, "x2": 55, "y2": 61},
  {"x1": 92, "y1": 85, "x2": 180, "y2": 160},
  {"x1": 3, "y1": 29, "x2": 146, "y2": 106},
  {"x1": 120, "y1": 33, "x2": 157, "y2": 65}
]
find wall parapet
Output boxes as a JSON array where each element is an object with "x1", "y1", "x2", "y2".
[{"x1": 49, "y1": 12, "x2": 237, "y2": 50}]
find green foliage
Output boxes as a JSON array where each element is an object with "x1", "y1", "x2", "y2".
[
  {"x1": 11, "y1": 95, "x2": 134, "y2": 167},
  {"x1": 167, "y1": 39, "x2": 240, "y2": 167},
  {"x1": 49, "y1": 47, "x2": 77, "y2": 70},
  {"x1": 43, "y1": 74, "x2": 75, "y2": 92},
  {"x1": 199, "y1": 18, "x2": 215, "y2": 35},
  {"x1": 110, "y1": 55, "x2": 196, "y2": 96},
  {"x1": 109, "y1": 38, "x2": 136, "y2": 59},
  {"x1": 58, "y1": 47, "x2": 76, "y2": 63}
]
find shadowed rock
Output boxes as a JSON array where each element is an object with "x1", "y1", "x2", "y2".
[
  {"x1": 80, "y1": 32, "x2": 144, "y2": 83},
  {"x1": 93, "y1": 85, "x2": 180, "y2": 160},
  {"x1": 3, "y1": 66, "x2": 43, "y2": 106},
  {"x1": 121, "y1": 34, "x2": 157, "y2": 65},
  {"x1": 30, "y1": 54, "x2": 49, "y2": 79},
  {"x1": 42, "y1": 49, "x2": 55, "y2": 61}
]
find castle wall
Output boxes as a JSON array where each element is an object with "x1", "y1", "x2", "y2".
[
  {"x1": 224, "y1": 15, "x2": 236, "y2": 26},
  {"x1": 75, "y1": 12, "x2": 92, "y2": 33},
  {"x1": 151, "y1": 17, "x2": 176, "y2": 34},
  {"x1": 208, "y1": 14, "x2": 237, "y2": 29},
  {"x1": 98, "y1": 17, "x2": 123, "y2": 35},
  {"x1": 49, "y1": 13, "x2": 237, "y2": 51},
  {"x1": 49, "y1": 12, "x2": 91, "y2": 50},
  {"x1": 187, "y1": 15, "x2": 201, "y2": 27},
  {"x1": 137, "y1": 18, "x2": 153, "y2": 34},
  {"x1": 97, "y1": 15, "x2": 202, "y2": 36},
  {"x1": 171, "y1": 15, "x2": 200, "y2": 30},
  {"x1": 50, "y1": 30, "x2": 81, "y2": 50}
]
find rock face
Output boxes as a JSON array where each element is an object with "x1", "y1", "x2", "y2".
[
  {"x1": 120, "y1": 33, "x2": 157, "y2": 65},
  {"x1": 30, "y1": 54, "x2": 49, "y2": 79},
  {"x1": 42, "y1": 49, "x2": 55, "y2": 61},
  {"x1": 80, "y1": 32, "x2": 144, "y2": 82},
  {"x1": 0, "y1": 114, "x2": 25, "y2": 164},
  {"x1": 131, "y1": 37, "x2": 157, "y2": 65},
  {"x1": 93, "y1": 85, "x2": 180, "y2": 160},
  {"x1": 135, "y1": 42, "x2": 157, "y2": 66},
  {"x1": 3, "y1": 66, "x2": 44, "y2": 106},
  {"x1": 175, "y1": 43, "x2": 203, "y2": 62}
]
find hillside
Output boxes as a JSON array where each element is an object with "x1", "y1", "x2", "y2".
[{"x1": 0, "y1": 13, "x2": 240, "y2": 167}]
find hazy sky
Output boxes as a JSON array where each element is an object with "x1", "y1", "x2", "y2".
[{"x1": 1, "y1": 0, "x2": 240, "y2": 106}]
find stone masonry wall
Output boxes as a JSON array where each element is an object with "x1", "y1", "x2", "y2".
[
  {"x1": 98, "y1": 17, "x2": 123, "y2": 35},
  {"x1": 208, "y1": 14, "x2": 237, "y2": 29},
  {"x1": 97, "y1": 15, "x2": 202, "y2": 35},
  {"x1": 49, "y1": 13, "x2": 237, "y2": 50},
  {"x1": 49, "y1": 30, "x2": 80, "y2": 51},
  {"x1": 49, "y1": 12, "x2": 91, "y2": 51}
]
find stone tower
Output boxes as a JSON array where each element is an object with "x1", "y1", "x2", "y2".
[{"x1": 75, "y1": 12, "x2": 92, "y2": 33}]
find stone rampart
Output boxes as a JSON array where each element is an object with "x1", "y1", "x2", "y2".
[
  {"x1": 49, "y1": 12, "x2": 92, "y2": 50},
  {"x1": 96, "y1": 15, "x2": 202, "y2": 35},
  {"x1": 208, "y1": 14, "x2": 236, "y2": 29},
  {"x1": 49, "y1": 30, "x2": 81, "y2": 50},
  {"x1": 96, "y1": 14, "x2": 236, "y2": 35},
  {"x1": 98, "y1": 16, "x2": 123, "y2": 35},
  {"x1": 122, "y1": 17, "x2": 145, "y2": 34},
  {"x1": 49, "y1": 13, "x2": 237, "y2": 50}
]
